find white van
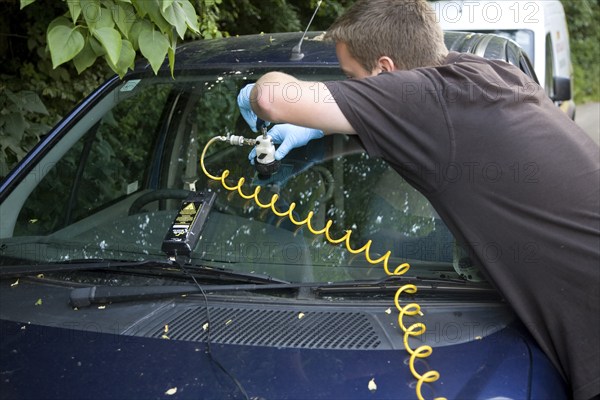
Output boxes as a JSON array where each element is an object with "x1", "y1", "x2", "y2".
[{"x1": 431, "y1": 0, "x2": 575, "y2": 118}]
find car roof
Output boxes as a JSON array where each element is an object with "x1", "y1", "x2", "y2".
[
  {"x1": 170, "y1": 31, "x2": 338, "y2": 68},
  {"x1": 140, "y1": 31, "x2": 535, "y2": 81}
]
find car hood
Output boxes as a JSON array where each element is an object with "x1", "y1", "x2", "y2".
[
  {"x1": 0, "y1": 279, "x2": 566, "y2": 400},
  {"x1": 0, "y1": 319, "x2": 530, "y2": 400}
]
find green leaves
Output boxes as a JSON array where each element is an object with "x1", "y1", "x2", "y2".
[
  {"x1": 110, "y1": 40, "x2": 136, "y2": 74},
  {"x1": 560, "y1": 0, "x2": 600, "y2": 103},
  {"x1": 19, "y1": 0, "x2": 37, "y2": 9},
  {"x1": 138, "y1": 23, "x2": 170, "y2": 74},
  {"x1": 1, "y1": 90, "x2": 48, "y2": 142},
  {"x1": 0, "y1": 89, "x2": 50, "y2": 176},
  {"x1": 47, "y1": 18, "x2": 85, "y2": 69},
  {"x1": 73, "y1": 37, "x2": 98, "y2": 74},
  {"x1": 162, "y1": 0, "x2": 200, "y2": 39},
  {"x1": 93, "y1": 27, "x2": 122, "y2": 65},
  {"x1": 66, "y1": 0, "x2": 82, "y2": 23},
  {"x1": 114, "y1": 3, "x2": 136, "y2": 38},
  {"x1": 34, "y1": 0, "x2": 202, "y2": 78}
]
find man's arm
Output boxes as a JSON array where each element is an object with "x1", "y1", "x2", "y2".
[{"x1": 251, "y1": 72, "x2": 356, "y2": 135}]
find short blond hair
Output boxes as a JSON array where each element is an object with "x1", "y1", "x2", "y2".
[{"x1": 325, "y1": 0, "x2": 448, "y2": 71}]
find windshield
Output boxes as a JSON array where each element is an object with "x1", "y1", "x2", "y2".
[{"x1": 0, "y1": 68, "x2": 481, "y2": 284}]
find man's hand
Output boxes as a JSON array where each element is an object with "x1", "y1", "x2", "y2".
[
  {"x1": 248, "y1": 124, "x2": 324, "y2": 163},
  {"x1": 237, "y1": 83, "x2": 270, "y2": 132}
]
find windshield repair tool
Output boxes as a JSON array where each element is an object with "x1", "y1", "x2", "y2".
[
  {"x1": 162, "y1": 190, "x2": 216, "y2": 259},
  {"x1": 159, "y1": 188, "x2": 250, "y2": 400},
  {"x1": 253, "y1": 118, "x2": 281, "y2": 179}
]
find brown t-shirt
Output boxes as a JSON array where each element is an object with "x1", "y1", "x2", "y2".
[{"x1": 325, "y1": 52, "x2": 600, "y2": 400}]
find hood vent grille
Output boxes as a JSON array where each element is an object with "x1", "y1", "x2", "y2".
[{"x1": 147, "y1": 306, "x2": 382, "y2": 350}]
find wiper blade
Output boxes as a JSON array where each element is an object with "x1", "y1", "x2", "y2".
[
  {"x1": 313, "y1": 275, "x2": 493, "y2": 294},
  {"x1": 0, "y1": 259, "x2": 289, "y2": 285},
  {"x1": 0, "y1": 259, "x2": 171, "y2": 278},
  {"x1": 180, "y1": 264, "x2": 289, "y2": 285}
]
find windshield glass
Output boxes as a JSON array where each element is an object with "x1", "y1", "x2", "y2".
[{"x1": 0, "y1": 69, "x2": 480, "y2": 284}]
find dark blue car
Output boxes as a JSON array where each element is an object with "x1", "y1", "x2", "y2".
[{"x1": 0, "y1": 31, "x2": 567, "y2": 399}]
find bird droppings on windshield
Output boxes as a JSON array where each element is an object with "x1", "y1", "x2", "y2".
[{"x1": 306, "y1": 32, "x2": 326, "y2": 41}]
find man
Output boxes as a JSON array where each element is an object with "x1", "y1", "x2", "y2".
[{"x1": 237, "y1": 1, "x2": 600, "y2": 399}]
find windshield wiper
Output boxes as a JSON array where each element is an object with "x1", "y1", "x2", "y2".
[
  {"x1": 0, "y1": 259, "x2": 168, "y2": 278},
  {"x1": 0, "y1": 259, "x2": 289, "y2": 285},
  {"x1": 69, "y1": 275, "x2": 493, "y2": 308},
  {"x1": 70, "y1": 282, "x2": 304, "y2": 308},
  {"x1": 312, "y1": 274, "x2": 494, "y2": 295}
]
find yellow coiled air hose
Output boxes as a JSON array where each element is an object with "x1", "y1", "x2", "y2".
[{"x1": 200, "y1": 136, "x2": 446, "y2": 400}]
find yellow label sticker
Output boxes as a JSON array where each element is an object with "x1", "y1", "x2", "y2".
[
  {"x1": 176, "y1": 215, "x2": 194, "y2": 223},
  {"x1": 181, "y1": 203, "x2": 197, "y2": 215}
]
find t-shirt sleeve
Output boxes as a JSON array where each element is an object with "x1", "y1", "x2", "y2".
[{"x1": 324, "y1": 71, "x2": 454, "y2": 194}]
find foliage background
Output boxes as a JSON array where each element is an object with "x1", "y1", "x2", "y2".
[
  {"x1": 1, "y1": 0, "x2": 598, "y2": 178},
  {"x1": 560, "y1": 0, "x2": 600, "y2": 103}
]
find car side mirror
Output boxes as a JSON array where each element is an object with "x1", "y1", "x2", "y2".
[{"x1": 552, "y1": 77, "x2": 572, "y2": 102}]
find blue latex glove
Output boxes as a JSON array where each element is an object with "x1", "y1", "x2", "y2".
[
  {"x1": 248, "y1": 124, "x2": 324, "y2": 163},
  {"x1": 237, "y1": 83, "x2": 270, "y2": 132}
]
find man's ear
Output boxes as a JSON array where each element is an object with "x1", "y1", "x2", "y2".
[{"x1": 377, "y1": 56, "x2": 396, "y2": 72}]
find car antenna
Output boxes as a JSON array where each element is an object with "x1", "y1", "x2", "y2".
[{"x1": 290, "y1": 0, "x2": 323, "y2": 61}]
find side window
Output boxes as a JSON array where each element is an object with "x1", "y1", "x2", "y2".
[
  {"x1": 545, "y1": 33, "x2": 555, "y2": 97},
  {"x1": 14, "y1": 83, "x2": 171, "y2": 236}
]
